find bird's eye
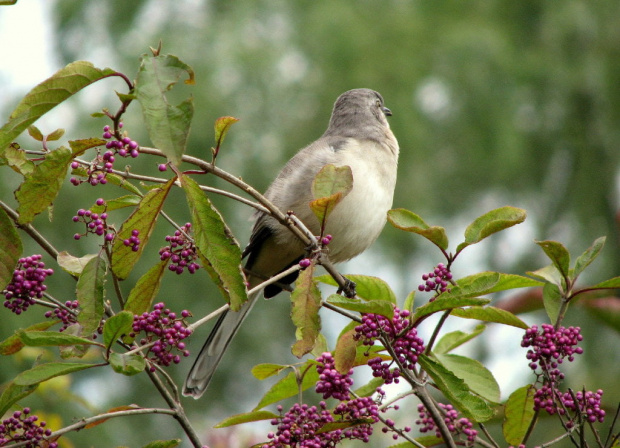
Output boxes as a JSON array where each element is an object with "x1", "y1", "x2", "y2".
[{"x1": 375, "y1": 99, "x2": 381, "y2": 107}]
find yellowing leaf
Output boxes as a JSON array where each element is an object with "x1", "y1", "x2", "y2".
[
  {"x1": 111, "y1": 178, "x2": 174, "y2": 279},
  {"x1": 290, "y1": 266, "x2": 322, "y2": 358}
]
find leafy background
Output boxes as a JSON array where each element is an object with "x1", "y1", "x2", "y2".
[{"x1": 1, "y1": 1, "x2": 619, "y2": 446}]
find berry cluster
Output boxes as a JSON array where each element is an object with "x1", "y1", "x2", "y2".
[
  {"x1": 562, "y1": 389, "x2": 605, "y2": 424},
  {"x1": 416, "y1": 403, "x2": 478, "y2": 445},
  {"x1": 380, "y1": 416, "x2": 412, "y2": 441},
  {"x1": 522, "y1": 325, "x2": 604, "y2": 423},
  {"x1": 72, "y1": 199, "x2": 114, "y2": 242},
  {"x1": 333, "y1": 397, "x2": 380, "y2": 442},
  {"x1": 315, "y1": 352, "x2": 353, "y2": 401},
  {"x1": 521, "y1": 324, "x2": 584, "y2": 378},
  {"x1": 70, "y1": 123, "x2": 139, "y2": 186},
  {"x1": 123, "y1": 229, "x2": 141, "y2": 252},
  {"x1": 0, "y1": 408, "x2": 57, "y2": 448},
  {"x1": 44, "y1": 300, "x2": 79, "y2": 331},
  {"x1": 264, "y1": 398, "x2": 380, "y2": 448},
  {"x1": 3, "y1": 255, "x2": 53, "y2": 315},
  {"x1": 159, "y1": 223, "x2": 200, "y2": 274},
  {"x1": 130, "y1": 302, "x2": 192, "y2": 371},
  {"x1": 263, "y1": 402, "x2": 338, "y2": 447},
  {"x1": 418, "y1": 263, "x2": 452, "y2": 296},
  {"x1": 534, "y1": 385, "x2": 606, "y2": 423},
  {"x1": 355, "y1": 308, "x2": 425, "y2": 384}
]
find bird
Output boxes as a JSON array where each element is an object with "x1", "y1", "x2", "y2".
[{"x1": 183, "y1": 88, "x2": 399, "y2": 398}]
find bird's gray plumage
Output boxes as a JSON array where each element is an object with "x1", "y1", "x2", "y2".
[{"x1": 183, "y1": 88, "x2": 399, "y2": 398}]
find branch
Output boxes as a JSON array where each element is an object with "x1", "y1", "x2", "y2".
[
  {"x1": 0, "y1": 200, "x2": 64, "y2": 268},
  {"x1": 2, "y1": 407, "x2": 176, "y2": 448},
  {"x1": 413, "y1": 384, "x2": 458, "y2": 448},
  {"x1": 138, "y1": 146, "x2": 312, "y2": 247}
]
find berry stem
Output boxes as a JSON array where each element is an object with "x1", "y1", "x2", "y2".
[
  {"x1": 424, "y1": 309, "x2": 452, "y2": 355},
  {"x1": 106, "y1": 245, "x2": 125, "y2": 309}
]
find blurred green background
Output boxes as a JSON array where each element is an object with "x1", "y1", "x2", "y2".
[{"x1": 1, "y1": 1, "x2": 619, "y2": 447}]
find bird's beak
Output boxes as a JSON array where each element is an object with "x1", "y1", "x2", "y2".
[{"x1": 382, "y1": 107, "x2": 392, "y2": 116}]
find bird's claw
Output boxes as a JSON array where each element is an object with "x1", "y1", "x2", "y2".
[{"x1": 337, "y1": 278, "x2": 357, "y2": 298}]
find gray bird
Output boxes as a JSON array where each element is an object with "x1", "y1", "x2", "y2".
[{"x1": 183, "y1": 88, "x2": 399, "y2": 398}]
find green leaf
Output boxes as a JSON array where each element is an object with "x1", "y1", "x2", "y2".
[
  {"x1": 535, "y1": 240, "x2": 570, "y2": 279},
  {"x1": 433, "y1": 325, "x2": 486, "y2": 355},
  {"x1": 503, "y1": 385, "x2": 536, "y2": 445},
  {"x1": 316, "y1": 274, "x2": 397, "y2": 304},
  {"x1": 480, "y1": 273, "x2": 543, "y2": 293},
  {"x1": 451, "y1": 306, "x2": 529, "y2": 329},
  {"x1": 135, "y1": 53, "x2": 195, "y2": 166},
  {"x1": 14, "y1": 362, "x2": 98, "y2": 386},
  {"x1": 56, "y1": 251, "x2": 98, "y2": 276},
  {"x1": 251, "y1": 363, "x2": 290, "y2": 380},
  {"x1": 253, "y1": 362, "x2": 319, "y2": 410},
  {"x1": 387, "y1": 208, "x2": 448, "y2": 250},
  {"x1": 388, "y1": 436, "x2": 444, "y2": 448},
  {"x1": 542, "y1": 282, "x2": 562, "y2": 325},
  {"x1": 414, "y1": 297, "x2": 491, "y2": 321},
  {"x1": 215, "y1": 410, "x2": 279, "y2": 428},
  {"x1": 312, "y1": 164, "x2": 353, "y2": 200},
  {"x1": 103, "y1": 311, "x2": 134, "y2": 350},
  {"x1": 457, "y1": 206, "x2": 526, "y2": 253},
  {"x1": 309, "y1": 164, "x2": 353, "y2": 227},
  {"x1": 403, "y1": 290, "x2": 416, "y2": 313},
  {"x1": 290, "y1": 266, "x2": 322, "y2": 358},
  {"x1": 15, "y1": 146, "x2": 72, "y2": 224},
  {"x1": 17, "y1": 330, "x2": 101, "y2": 348},
  {"x1": 5, "y1": 143, "x2": 34, "y2": 175},
  {"x1": 0, "y1": 321, "x2": 56, "y2": 355},
  {"x1": 0, "y1": 206, "x2": 22, "y2": 291},
  {"x1": 311, "y1": 333, "x2": 329, "y2": 357},
  {"x1": 435, "y1": 354, "x2": 501, "y2": 403},
  {"x1": 111, "y1": 178, "x2": 174, "y2": 279},
  {"x1": 46, "y1": 128, "x2": 65, "y2": 142},
  {"x1": 418, "y1": 354, "x2": 494, "y2": 422},
  {"x1": 27, "y1": 125, "x2": 43, "y2": 141},
  {"x1": 591, "y1": 276, "x2": 620, "y2": 289},
  {"x1": 213, "y1": 116, "x2": 240, "y2": 152},
  {"x1": 526, "y1": 264, "x2": 563, "y2": 285},
  {"x1": 441, "y1": 271, "x2": 501, "y2": 299},
  {"x1": 0, "y1": 61, "x2": 117, "y2": 152},
  {"x1": 0, "y1": 381, "x2": 38, "y2": 417},
  {"x1": 97, "y1": 172, "x2": 143, "y2": 196},
  {"x1": 574, "y1": 237, "x2": 606, "y2": 279},
  {"x1": 76, "y1": 253, "x2": 107, "y2": 337},
  {"x1": 140, "y1": 440, "x2": 181, "y2": 448},
  {"x1": 180, "y1": 174, "x2": 247, "y2": 310},
  {"x1": 91, "y1": 194, "x2": 141, "y2": 214},
  {"x1": 109, "y1": 352, "x2": 146, "y2": 376},
  {"x1": 353, "y1": 345, "x2": 390, "y2": 367},
  {"x1": 68, "y1": 137, "x2": 107, "y2": 156},
  {"x1": 124, "y1": 259, "x2": 168, "y2": 316},
  {"x1": 326, "y1": 294, "x2": 394, "y2": 319},
  {"x1": 317, "y1": 419, "x2": 376, "y2": 435},
  {"x1": 354, "y1": 377, "x2": 385, "y2": 398}
]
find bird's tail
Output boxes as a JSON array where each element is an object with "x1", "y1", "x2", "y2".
[{"x1": 182, "y1": 290, "x2": 260, "y2": 398}]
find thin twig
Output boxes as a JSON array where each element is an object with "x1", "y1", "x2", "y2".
[
  {"x1": 247, "y1": 263, "x2": 302, "y2": 296},
  {"x1": 187, "y1": 303, "x2": 230, "y2": 332},
  {"x1": 0, "y1": 199, "x2": 65, "y2": 269},
  {"x1": 2, "y1": 408, "x2": 177, "y2": 448}
]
